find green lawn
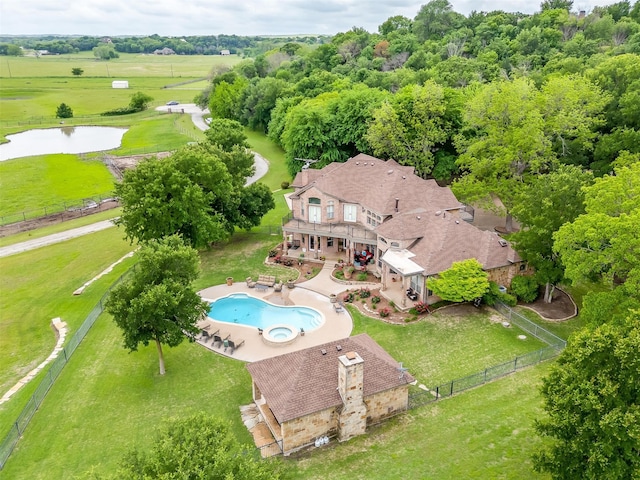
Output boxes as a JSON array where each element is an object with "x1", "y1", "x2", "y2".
[
  {"x1": 0, "y1": 154, "x2": 114, "y2": 219},
  {"x1": 0, "y1": 227, "x2": 135, "y2": 400}
]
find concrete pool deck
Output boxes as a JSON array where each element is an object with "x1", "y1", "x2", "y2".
[{"x1": 197, "y1": 268, "x2": 358, "y2": 362}]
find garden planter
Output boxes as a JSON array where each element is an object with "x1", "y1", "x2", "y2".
[{"x1": 226, "y1": 277, "x2": 233, "y2": 286}]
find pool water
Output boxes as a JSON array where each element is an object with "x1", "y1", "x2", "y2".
[{"x1": 208, "y1": 293, "x2": 324, "y2": 331}]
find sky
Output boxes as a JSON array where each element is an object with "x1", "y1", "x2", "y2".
[{"x1": 0, "y1": 0, "x2": 623, "y2": 37}]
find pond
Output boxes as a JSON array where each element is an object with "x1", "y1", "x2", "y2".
[{"x1": 0, "y1": 126, "x2": 128, "y2": 162}]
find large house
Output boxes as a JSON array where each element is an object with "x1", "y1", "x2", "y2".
[
  {"x1": 282, "y1": 154, "x2": 526, "y2": 308},
  {"x1": 246, "y1": 333, "x2": 414, "y2": 456}
]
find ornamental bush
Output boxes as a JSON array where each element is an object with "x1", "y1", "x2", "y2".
[{"x1": 510, "y1": 275, "x2": 539, "y2": 303}]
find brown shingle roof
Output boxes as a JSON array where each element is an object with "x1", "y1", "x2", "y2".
[
  {"x1": 403, "y1": 213, "x2": 521, "y2": 275},
  {"x1": 291, "y1": 154, "x2": 459, "y2": 216},
  {"x1": 246, "y1": 333, "x2": 414, "y2": 423}
]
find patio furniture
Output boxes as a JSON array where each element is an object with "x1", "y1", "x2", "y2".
[
  {"x1": 225, "y1": 338, "x2": 245, "y2": 354},
  {"x1": 200, "y1": 328, "x2": 219, "y2": 344},
  {"x1": 246, "y1": 276, "x2": 256, "y2": 288},
  {"x1": 274, "y1": 281, "x2": 283, "y2": 292},
  {"x1": 256, "y1": 275, "x2": 276, "y2": 287},
  {"x1": 213, "y1": 332, "x2": 231, "y2": 348},
  {"x1": 255, "y1": 283, "x2": 268, "y2": 292},
  {"x1": 406, "y1": 288, "x2": 419, "y2": 301},
  {"x1": 334, "y1": 303, "x2": 345, "y2": 313}
]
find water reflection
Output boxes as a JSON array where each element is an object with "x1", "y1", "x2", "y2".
[
  {"x1": 0, "y1": 126, "x2": 128, "y2": 161},
  {"x1": 60, "y1": 126, "x2": 76, "y2": 137}
]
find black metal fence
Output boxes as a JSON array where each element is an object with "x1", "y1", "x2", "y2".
[
  {"x1": 0, "y1": 270, "x2": 133, "y2": 470},
  {"x1": 408, "y1": 302, "x2": 566, "y2": 410}
]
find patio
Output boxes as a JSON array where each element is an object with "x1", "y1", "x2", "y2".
[{"x1": 197, "y1": 276, "x2": 354, "y2": 363}]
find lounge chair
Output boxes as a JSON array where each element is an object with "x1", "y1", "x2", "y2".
[
  {"x1": 274, "y1": 281, "x2": 283, "y2": 292},
  {"x1": 200, "y1": 328, "x2": 219, "y2": 344},
  {"x1": 246, "y1": 276, "x2": 256, "y2": 288},
  {"x1": 213, "y1": 332, "x2": 231, "y2": 348},
  {"x1": 225, "y1": 338, "x2": 245, "y2": 354},
  {"x1": 334, "y1": 303, "x2": 345, "y2": 313}
]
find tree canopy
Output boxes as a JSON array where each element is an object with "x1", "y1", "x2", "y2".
[
  {"x1": 115, "y1": 141, "x2": 273, "y2": 248},
  {"x1": 105, "y1": 235, "x2": 208, "y2": 375},
  {"x1": 116, "y1": 413, "x2": 284, "y2": 479},
  {"x1": 428, "y1": 258, "x2": 490, "y2": 302},
  {"x1": 533, "y1": 311, "x2": 640, "y2": 479},
  {"x1": 510, "y1": 165, "x2": 593, "y2": 302},
  {"x1": 553, "y1": 162, "x2": 640, "y2": 323}
]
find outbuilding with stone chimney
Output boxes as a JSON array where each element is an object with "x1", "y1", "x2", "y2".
[{"x1": 246, "y1": 333, "x2": 414, "y2": 455}]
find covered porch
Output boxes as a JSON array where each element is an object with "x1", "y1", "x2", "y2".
[{"x1": 380, "y1": 248, "x2": 427, "y2": 311}]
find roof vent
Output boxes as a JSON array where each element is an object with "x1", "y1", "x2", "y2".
[
  {"x1": 435, "y1": 210, "x2": 442, "y2": 216},
  {"x1": 346, "y1": 351, "x2": 357, "y2": 360},
  {"x1": 498, "y1": 239, "x2": 508, "y2": 247},
  {"x1": 364, "y1": 162, "x2": 368, "y2": 166},
  {"x1": 321, "y1": 349, "x2": 327, "y2": 355},
  {"x1": 387, "y1": 169, "x2": 393, "y2": 175},
  {"x1": 356, "y1": 162, "x2": 359, "y2": 165},
  {"x1": 336, "y1": 345, "x2": 342, "y2": 352},
  {"x1": 402, "y1": 176, "x2": 406, "y2": 179},
  {"x1": 416, "y1": 216, "x2": 421, "y2": 220}
]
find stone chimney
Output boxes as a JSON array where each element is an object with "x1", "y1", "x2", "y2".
[{"x1": 337, "y1": 351, "x2": 367, "y2": 441}]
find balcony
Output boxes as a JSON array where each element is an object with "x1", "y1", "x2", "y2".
[{"x1": 282, "y1": 213, "x2": 378, "y2": 243}]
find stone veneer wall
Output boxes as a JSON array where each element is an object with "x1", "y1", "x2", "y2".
[
  {"x1": 487, "y1": 263, "x2": 533, "y2": 288},
  {"x1": 364, "y1": 386, "x2": 410, "y2": 423},
  {"x1": 281, "y1": 407, "x2": 338, "y2": 455}
]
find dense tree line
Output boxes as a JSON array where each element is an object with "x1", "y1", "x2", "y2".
[{"x1": 0, "y1": 33, "x2": 327, "y2": 57}]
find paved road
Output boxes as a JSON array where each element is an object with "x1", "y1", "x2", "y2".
[
  {"x1": 155, "y1": 104, "x2": 268, "y2": 185},
  {"x1": 0, "y1": 220, "x2": 116, "y2": 258}
]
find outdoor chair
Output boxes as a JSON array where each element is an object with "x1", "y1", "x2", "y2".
[
  {"x1": 225, "y1": 338, "x2": 245, "y2": 354},
  {"x1": 334, "y1": 303, "x2": 345, "y2": 313},
  {"x1": 213, "y1": 332, "x2": 231, "y2": 348},
  {"x1": 274, "y1": 281, "x2": 283, "y2": 292}
]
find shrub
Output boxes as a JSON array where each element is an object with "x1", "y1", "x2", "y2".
[
  {"x1": 379, "y1": 307, "x2": 391, "y2": 318},
  {"x1": 343, "y1": 292, "x2": 355, "y2": 303},
  {"x1": 334, "y1": 270, "x2": 345, "y2": 280},
  {"x1": 268, "y1": 249, "x2": 278, "y2": 258},
  {"x1": 510, "y1": 275, "x2": 539, "y2": 303},
  {"x1": 371, "y1": 295, "x2": 381, "y2": 304},
  {"x1": 500, "y1": 292, "x2": 518, "y2": 307},
  {"x1": 356, "y1": 272, "x2": 368, "y2": 281},
  {"x1": 282, "y1": 259, "x2": 293, "y2": 267},
  {"x1": 281, "y1": 181, "x2": 290, "y2": 189},
  {"x1": 358, "y1": 288, "x2": 371, "y2": 298},
  {"x1": 101, "y1": 106, "x2": 138, "y2": 116},
  {"x1": 413, "y1": 301, "x2": 430, "y2": 314}
]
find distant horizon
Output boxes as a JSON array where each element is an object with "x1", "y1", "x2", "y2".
[{"x1": 0, "y1": 1, "x2": 623, "y2": 38}]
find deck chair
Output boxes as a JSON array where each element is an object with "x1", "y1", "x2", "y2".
[
  {"x1": 213, "y1": 332, "x2": 231, "y2": 348},
  {"x1": 334, "y1": 302, "x2": 345, "y2": 313},
  {"x1": 226, "y1": 338, "x2": 245, "y2": 354}
]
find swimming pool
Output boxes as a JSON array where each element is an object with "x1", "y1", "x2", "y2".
[{"x1": 207, "y1": 293, "x2": 324, "y2": 331}]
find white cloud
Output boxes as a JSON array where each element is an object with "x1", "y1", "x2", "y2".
[{"x1": 0, "y1": 0, "x2": 625, "y2": 37}]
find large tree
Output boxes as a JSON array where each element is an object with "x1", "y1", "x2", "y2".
[
  {"x1": 116, "y1": 413, "x2": 284, "y2": 479},
  {"x1": 115, "y1": 143, "x2": 273, "y2": 248},
  {"x1": 533, "y1": 311, "x2": 640, "y2": 479},
  {"x1": 366, "y1": 81, "x2": 455, "y2": 177},
  {"x1": 453, "y1": 78, "x2": 555, "y2": 232},
  {"x1": 553, "y1": 162, "x2": 640, "y2": 323},
  {"x1": 510, "y1": 165, "x2": 593, "y2": 302},
  {"x1": 105, "y1": 235, "x2": 208, "y2": 375}
]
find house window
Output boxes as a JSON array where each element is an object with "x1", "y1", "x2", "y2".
[
  {"x1": 390, "y1": 241, "x2": 400, "y2": 248},
  {"x1": 344, "y1": 204, "x2": 357, "y2": 222},
  {"x1": 327, "y1": 237, "x2": 334, "y2": 247},
  {"x1": 366, "y1": 210, "x2": 381, "y2": 227},
  {"x1": 300, "y1": 202, "x2": 304, "y2": 217},
  {"x1": 327, "y1": 201, "x2": 334, "y2": 220},
  {"x1": 520, "y1": 263, "x2": 527, "y2": 271},
  {"x1": 309, "y1": 197, "x2": 321, "y2": 205},
  {"x1": 380, "y1": 237, "x2": 387, "y2": 244}
]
